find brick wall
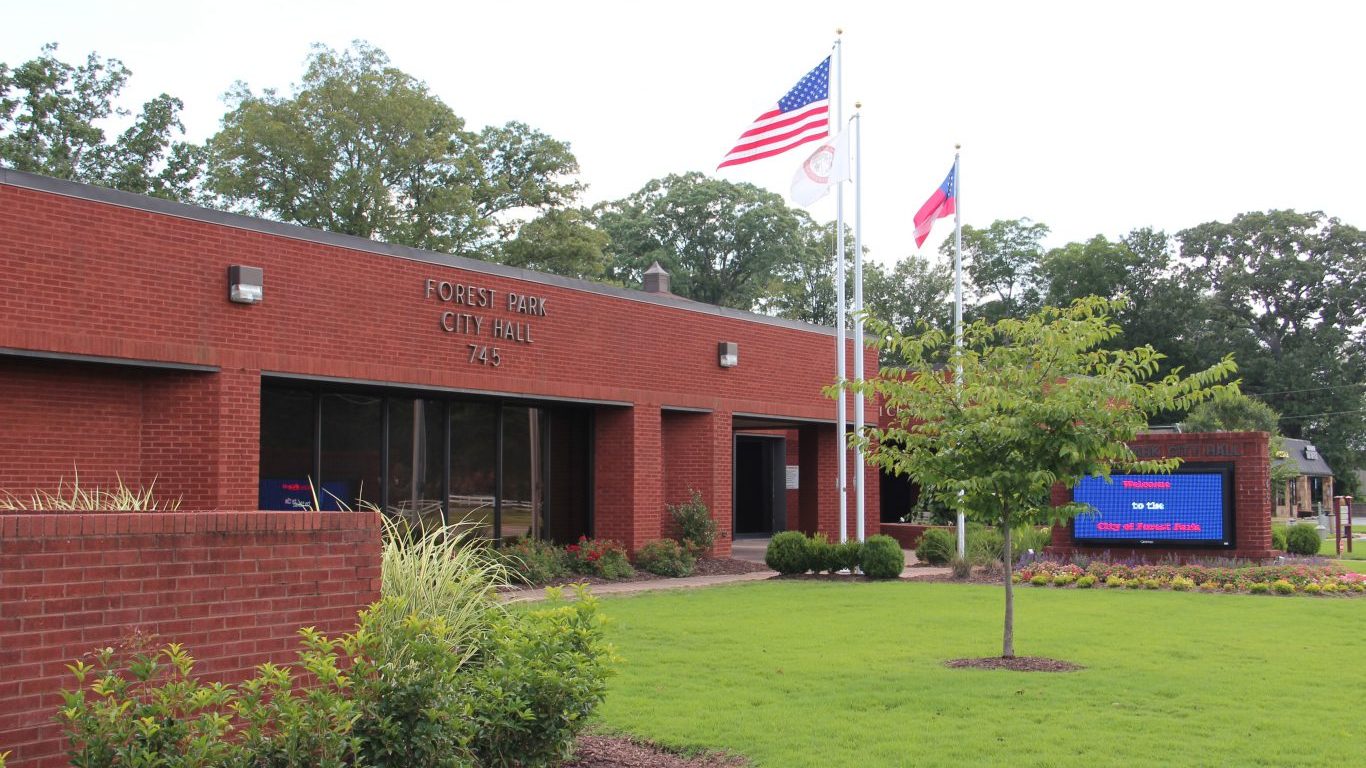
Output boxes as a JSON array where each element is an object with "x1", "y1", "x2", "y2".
[
  {"x1": 1048, "y1": 431, "x2": 1273, "y2": 562},
  {"x1": 0, "y1": 510, "x2": 381, "y2": 768}
]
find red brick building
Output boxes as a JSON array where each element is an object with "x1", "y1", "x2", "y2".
[{"x1": 0, "y1": 169, "x2": 880, "y2": 553}]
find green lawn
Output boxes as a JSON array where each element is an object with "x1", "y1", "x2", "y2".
[
  {"x1": 593, "y1": 581, "x2": 1364, "y2": 767},
  {"x1": 1319, "y1": 534, "x2": 1366, "y2": 560}
]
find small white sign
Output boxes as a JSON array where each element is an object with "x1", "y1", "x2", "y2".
[{"x1": 785, "y1": 465, "x2": 800, "y2": 490}]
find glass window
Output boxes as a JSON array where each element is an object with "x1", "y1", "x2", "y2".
[
  {"x1": 386, "y1": 398, "x2": 446, "y2": 529},
  {"x1": 450, "y1": 402, "x2": 498, "y2": 538},
  {"x1": 259, "y1": 387, "x2": 316, "y2": 510},
  {"x1": 501, "y1": 406, "x2": 543, "y2": 540},
  {"x1": 320, "y1": 393, "x2": 383, "y2": 511}
]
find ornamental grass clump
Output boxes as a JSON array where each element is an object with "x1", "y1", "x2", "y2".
[
  {"x1": 1, "y1": 472, "x2": 180, "y2": 511},
  {"x1": 379, "y1": 515, "x2": 508, "y2": 668}
]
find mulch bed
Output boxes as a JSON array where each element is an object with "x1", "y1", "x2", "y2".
[
  {"x1": 564, "y1": 734, "x2": 749, "y2": 768},
  {"x1": 909, "y1": 567, "x2": 1009, "y2": 585},
  {"x1": 944, "y1": 656, "x2": 1084, "y2": 672},
  {"x1": 505, "y1": 558, "x2": 772, "y2": 592}
]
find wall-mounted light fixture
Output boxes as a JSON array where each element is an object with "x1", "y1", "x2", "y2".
[
  {"x1": 718, "y1": 341, "x2": 738, "y2": 368},
  {"x1": 228, "y1": 265, "x2": 263, "y2": 304}
]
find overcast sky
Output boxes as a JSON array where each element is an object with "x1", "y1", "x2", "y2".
[{"x1": 5, "y1": 0, "x2": 1364, "y2": 267}]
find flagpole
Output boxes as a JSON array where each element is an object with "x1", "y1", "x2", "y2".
[
  {"x1": 953, "y1": 145, "x2": 966, "y2": 559},
  {"x1": 852, "y1": 104, "x2": 865, "y2": 543},
  {"x1": 833, "y1": 29, "x2": 848, "y2": 544}
]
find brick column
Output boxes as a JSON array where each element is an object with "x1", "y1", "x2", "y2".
[
  {"x1": 593, "y1": 404, "x2": 662, "y2": 552},
  {"x1": 140, "y1": 367, "x2": 261, "y2": 511},
  {"x1": 798, "y1": 423, "x2": 839, "y2": 537}
]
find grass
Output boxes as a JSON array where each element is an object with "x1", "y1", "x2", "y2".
[
  {"x1": 1319, "y1": 534, "x2": 1366, "y2": 561},
  {"x1": 594, "y1": 580, "x2": 1364, "y2": 767}
]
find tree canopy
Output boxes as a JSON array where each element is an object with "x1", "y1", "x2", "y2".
[
  {"x1": 0, "y1": 43, "x2": 202, "y2": 200},
  {"x1": 593, "y1": 172, "x2": 823, "y2": 312},
  {"x1": 206, "y1": 42, "x2": 582, "y2": 256},
  {"x1": 841, "y1": 297, "x2": 1236, "y2": 657}
]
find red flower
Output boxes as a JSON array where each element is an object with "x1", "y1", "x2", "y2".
[{"x1": 566, "y1": 544, "x2": 580, "y2": 554}]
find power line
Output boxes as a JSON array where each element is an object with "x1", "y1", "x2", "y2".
[
  {"x1": 1243, "y1": 381, "x2": 1366, "y2": 398},
  {"x1": 1277, "y1": 408, "x2": 1366, "y2": 421}
]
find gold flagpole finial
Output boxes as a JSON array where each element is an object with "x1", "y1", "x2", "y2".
[
  {"x1": 836, "y1": 27, "x2": 843, "y2": 36},
  {"x1": 855, "y1": 100, "x2": 863, "y2": 110}
]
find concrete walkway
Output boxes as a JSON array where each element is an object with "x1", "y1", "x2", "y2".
[{"x1": 504, "y1": 566, "x2": 955, "y2": 603}]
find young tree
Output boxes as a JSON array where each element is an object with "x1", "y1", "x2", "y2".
[{"x1": 840, "y1": 297, "x2": 1235, "y2": 659}]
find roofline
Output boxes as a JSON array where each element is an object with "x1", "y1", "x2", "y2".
[{"x1": 1, "y1": 169, "x2": 850, "y2": 339}]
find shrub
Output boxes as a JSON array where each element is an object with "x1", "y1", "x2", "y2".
[
  {"x1": 1285, "y1": 523, "x2": 1321, "y2": 556},
  {"x1": 915, "y1": 528, "x2": 955, "y2": 565},
  {"x1": 967, "y1": 527, "x2": 1005, "y2": 566},
  {"x1": 1053, "y1": 573, "x2": 1076, "y2": 587},
  {"x1": 860, "y1": 535, "x2": 906, "y2": 579},
  {"x1": 1249, "y1": 582, "x2": 1270, "y2": 594},
  {"x1": 1171, "y1": 576, "x2": 1196, "y2": 592},
  {"x1": 59, "y1": 642, "x2": 242, "y2": 767},
  {"x1": 833, "y1": 540, "x2": 863, "y2": 573},
  {"x1": 1303, "y1": 582, "x2": 1323, "y2": 595},
  {"x1": 950, "y1": 555, "x2": 972, "y2": 580},
  {"x1": 634, "y1": 539, "x2": 696, "y2": 577},
  {"x1": 668, "y1": 490, "x2": 717, "y2": 555},
  {"x1": 1272, "y1": 524, "x2": 1289, "y2": 551},
  {"x1": 500, "y1": 537, "x2": 569, "y2": 585},
  {"x1": 1105, "y1": 575, "x2": 1125, "y2": 588},
  {"x1": 808, "y1": 533, "x2": 839, "y2": 574},
  {"x1": 1076, "y1": 574, "x2": 1097, "y2": 588},
  {"x1": 462, "y1": 589, "x2": 614, "y2": 767},
  {"x1": 1126, "y1": 578, "x2": 1144, "y2": 590},
  {"x1": 1199, "y1": 580, "x2": 1219, "y2": 591},
  {"x1": 60, "y1": 634, "x2": 359, "y2": 768},
  {"x1": 1143, "y1": 578, "x2": 1163, "y2": 590},
  {"x1": 1030, "y1": 574, "x2": 1049, "y2": 586},
  {"x1": 1271, "y1": 579, "x2": 1295, "y2": 595},
  {"x1": 765, "y1": 531, "x2": 813, "y2": 575},
  {"x1": 566, "y1": 537, "x2": 635, "y2": 580},
  {"x1": 1223, "y1": 581, "x2": 1240, "y2": 593}
]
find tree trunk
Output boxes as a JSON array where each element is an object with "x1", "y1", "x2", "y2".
[{"x1": 1002, "y1": 521, "x2": 1015, "y2": 659}]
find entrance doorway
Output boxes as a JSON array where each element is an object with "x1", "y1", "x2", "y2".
[{"x1": 734, "y1": 435, "x2": 787, "y2": 535}]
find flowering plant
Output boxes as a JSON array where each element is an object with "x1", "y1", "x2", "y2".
[{"x1": 564, "y1": 537, "x2": 634, "y2": 580}]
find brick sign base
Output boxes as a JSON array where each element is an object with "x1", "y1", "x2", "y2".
[{"x1": 1048, "y1": 431, "x2": 1274, "y2": 563}]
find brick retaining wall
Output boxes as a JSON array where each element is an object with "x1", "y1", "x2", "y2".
[{"x1": 0, "y1": 510, "x2": 381, "y2": 768}]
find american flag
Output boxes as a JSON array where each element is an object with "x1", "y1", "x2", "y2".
[{"x1": 718, "y1": 56, "x2": 831, "y2": 170}]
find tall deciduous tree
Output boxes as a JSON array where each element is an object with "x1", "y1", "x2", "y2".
[
  {"x1": 499, "y1": 208, "x2": 610, "y2": 281},
  {"x1": 1178, "y1": 210, "x2": 1366, "y2": 491},
  {"x1": 594, "y1": 172, "x2": 819, "y2": 312},
  {"x1": 946, "y1": 218, "x2": 1049, "y2": 322},
  {"x1": 841, "y1": 297, "x2": 1235, "y2": 658},
  {"x1": 0, "y1": 43, "x2": 202, "y2": 201},
  {"x1": 206, "y1": 42, "x2": 582, "y2": 256}
]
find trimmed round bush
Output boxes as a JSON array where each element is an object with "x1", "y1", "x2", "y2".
[
  {"x1": 915, "y1": 528, "x2": 955, "y2": 565},
  {"x1": 1076, "y1": 574, "x2": 1097, "y2": 588},
  {"x1": 634, "y1": 539, "x2": 695, "y2": 577},
  {"x1": 808, "y1": 533, "x2": 839, "y2": 574},
  {"x1": 860, "y1": 535, "x2": 905, "y2": 579},
  {"x1": 1285, "y1": 523, "x2": 1321, "y2": 556},
  {"x1": 833, "y1": 540, "x2": 863, "y2": 573},
  {"x1": 1271, "y1": 524, "x2": 1288, "y2": 551},
  {"x1": 765, "y1": 531, "x2": 813, "y2": 575}
]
